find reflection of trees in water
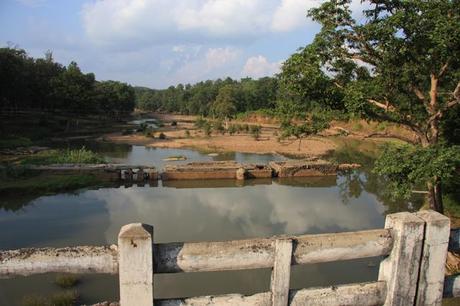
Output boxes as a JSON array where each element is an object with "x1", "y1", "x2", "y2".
[{"x1": 337, "y1": 169, "x2": 424, "y2": 213}]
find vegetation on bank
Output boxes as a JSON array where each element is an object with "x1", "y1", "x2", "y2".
[
  {"x1": 19, "y1": 147, "x2": 105, "y2": 165},
  {"x1": 0, "y1": 172, "x2": 104, "y2": 195}
]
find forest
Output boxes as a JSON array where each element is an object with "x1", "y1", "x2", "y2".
[{"x1": 0, "y1": 47, "x2": 135, "y2": 117}]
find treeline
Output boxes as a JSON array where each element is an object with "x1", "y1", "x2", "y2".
[
  {"x1": 0, "y1": 47, "x2": 135, "y2": 117},
  {"x1": 135, "y1": 77, "x2": 279, "y2": 117}
]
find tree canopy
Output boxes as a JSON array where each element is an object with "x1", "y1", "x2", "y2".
[
  {"x1": 281, "y1": 0, "x2": 460, "y2": 212},
  {"x1": 0, "y1": 47, "x2": 135, "y2": 117}
]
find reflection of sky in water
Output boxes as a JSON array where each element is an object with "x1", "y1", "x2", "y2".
[
  {"x1": 0, "y1": 182, "x2": 385, "y2": 249},
  {"x1": 0, "y1": 181, "x2": 387, "y2": 304},
  {"x1": 0, "y1": 144, "x2": 398, "y2": 305}
]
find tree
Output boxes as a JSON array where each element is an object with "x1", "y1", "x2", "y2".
[
  {"x1": 277, "y1": 100, "x2": 330, "y2": 150},
  {"x1": 297, "y1": 0, "x2": 460, "y2": 212},
  {"x1": 211, "y1": 85, "x2": 237, "y2": 119}
]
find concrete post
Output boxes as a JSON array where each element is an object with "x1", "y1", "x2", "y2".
[
  {"x1": 118, "y1": 223, "x2": 154, "y2": 306},
  {"x1": 415, "y1": 210, "x2": 450, "y2": 306},
  {"x1": 378, "y1": 212, "x2": 425, "y2": 306}
]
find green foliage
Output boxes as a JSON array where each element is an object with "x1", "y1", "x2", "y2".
[
  {"x1": 22, "y1": 290, "x2": 79, "y2": 306},
  {"x1": 203, "y1": 122, "x2": 212, "y2": 137},
  {"x1": 158, "y1": 132, "x2": 166, "y2": 140},
  {"x1": 0, "y1": 47, "x2": 135, "y2": 116},
  {"x1": 249, "y1": 125, "x2": 261, "y2": 140},
  {"x1": 211, "y1": 85, "x2": 237, "y2": 119},
  {"x1": 213, "y1": 120, "x2": 225, "y2": 134},
  {"x1": 194, "y1": 117, "x2": 207, "y2": 129},
  {"x1": 171, "y1": 121, "x2": 177, "y2": 126},
  {"x1": 134, "y1": 77, "x2": 279, "y2": 116},
  {"x1": 374, "y1": 144, "x2": 460, "y2": 199},
  {"x1": 20, "y1": 147, "x2": 105, "y2": 165},
  {"x1": 55, "y1": 274, "x2": 79, "y2": 289},
  {"x1": 184, "y1": 130, "x2": 191, "y2": 138},
  {"x1": 228, "y1": 124, "x2": 237, "y2": 135},
  {"x1": 0, "y1": 173, "x2": 103, "y2": 195}
]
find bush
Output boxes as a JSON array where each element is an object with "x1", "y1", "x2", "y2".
[
  {"x1": 158, "y1": 132, "x2": 166, "y2": 139},
  {"x1": 203, "y1": 122, "x2": 212, "y2": 137},
  {"x1": 249, "y1": 125, "x2": 261, "y2": 140},
  {"x1": 213, "y1": 120, "x2": 225, "y2": 134},
  {"x1": 55, "y1": 274, "x2": 79, "y2": 289},
  {"x1": 194, "y1": 117, "x2": 207, "y2": 129},
  {"x1": 243, "y1": 124, "x2": 250, "y2": 132},
  {"x1": 20, "y1": 147, "x2": 105, "y2": 165},
  {"x1": 228, "y1": 125, "x2": 237, "y2": 135},
  {"x1": 185, "y1": 130, "x2": 191, "y2": 138},
  {"x1": 171, "y1": 121, "x2": 177, "y2": 126}
]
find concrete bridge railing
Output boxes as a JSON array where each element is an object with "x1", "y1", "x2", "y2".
[{"x1": 1, "y1": 210, "x2": 460, "y2": 305}]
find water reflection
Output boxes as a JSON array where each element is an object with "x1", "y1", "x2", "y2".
[{"x1": 0, "y1": 143, "x2": 424, "y2": 305}]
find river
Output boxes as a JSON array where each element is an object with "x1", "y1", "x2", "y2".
[{"x1": 0, "y1": 142, "x2": 424, "y2": 305}]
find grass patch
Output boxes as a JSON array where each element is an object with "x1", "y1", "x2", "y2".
[
  {"x1": 22, "y1": 290, "x2": 79, "y2": 306},
  {"x1": 55, "y1": 274, "x2": 79, "y2": 289},
  {"x1": 20, "y1": 147, "x2": 105, "y2": 165},
  {"x1": 0, "y1": 173, "x2": 103, "y2": 195},
  {"x1": 0, "y1": 136, "x2": 33, "y2": 149}
]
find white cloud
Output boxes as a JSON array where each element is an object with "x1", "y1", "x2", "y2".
[
  {"x1": 271, "y1": 0, "x2": 320, "y2": 32},
  {"x1": 172, "y1": 47, "x2": 242, "y2": 84},
  {"x1": 81, "y1": 0, "x2": 314, "y2": 47},
  {"x1": 242, "y1": 55, "x2": 281, "y2": 78}
]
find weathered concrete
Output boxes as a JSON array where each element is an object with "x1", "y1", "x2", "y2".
[
  {"x1": 162, "y1": 161, "x2": 272, "y2": 180},
  {"x1": 0, "y1": 246, "x2": 118, "y2": 277},
  {"x1": 378, "y1": 212, "x2": 425, "y2": 306},
  {"x1": 415, "y1": 210, "x2": 451, "y2": 306},
  {"x1": 156, "y1": 281, "x2": 386, "y2": 306},
  {"x1": 271, "y1": 239, "x2": 292, "y2": 306},
  {"x1": 118, "y1": 223, "x2": 154, "y2": 306},
  {"x1": 154, "y1": 229, "x2": 392, "y2": 273},
  {"x1": 269, "y1": 160, "x2": 359, "y2": 178}
]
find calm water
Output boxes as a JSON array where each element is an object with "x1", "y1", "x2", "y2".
[{"x1": 0, "y1": 143, "x2": 423, "y2": 305}]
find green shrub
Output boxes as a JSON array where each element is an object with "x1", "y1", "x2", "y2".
[
  {"x1": 203, "y1": 122, "x2": 212, "y2": 137},
  {"x1": 213, "y1": 120, "x2": 225, "y2": 134},
  {"x1": 20, "y1": 147, "x2": 105, "y2": 165},
  {"x1": 49, "y1": 291, "x2": 79, "y2": 306},
  {"x1": 194, "y1": 117, "x2": 207, "y2": 129},
  {"x1": 158, "y1": 132, "x2": 166, "y2": 139},
  {"x1": 185, "y1": 130, "x2": 191, "y2": 138},
  {"x1": 171, "y1": 121, "x2": 177, "y2": 126},
  {"x1": 55, "y1": 274, "x2": 79, "y2": 289},
  {"x1": 228, "y1": 125, "x2": 237, "y2": 135},
  {"x1": 243, "y1": 124, "x2": 249, "y2": 132},
  {"x1": 249, "y1": 125, "x2": 261, "y2": 140}
]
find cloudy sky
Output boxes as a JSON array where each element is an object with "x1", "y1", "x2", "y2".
[{"x1": 1, "y1": 0, "x2": 334, "y2": 88}]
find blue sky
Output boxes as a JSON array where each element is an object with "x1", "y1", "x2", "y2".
[{"x1": 0, "y1": 0, "x2": 331, "y2": 88}]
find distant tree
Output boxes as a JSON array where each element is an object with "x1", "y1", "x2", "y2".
[{"x1": 211, "y1": 85, "x2": 237, "y2": 119}]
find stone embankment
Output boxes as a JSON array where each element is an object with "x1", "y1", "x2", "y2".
[{"x1": 4, "y1": 160, "x2": 361, "y2": 182}]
